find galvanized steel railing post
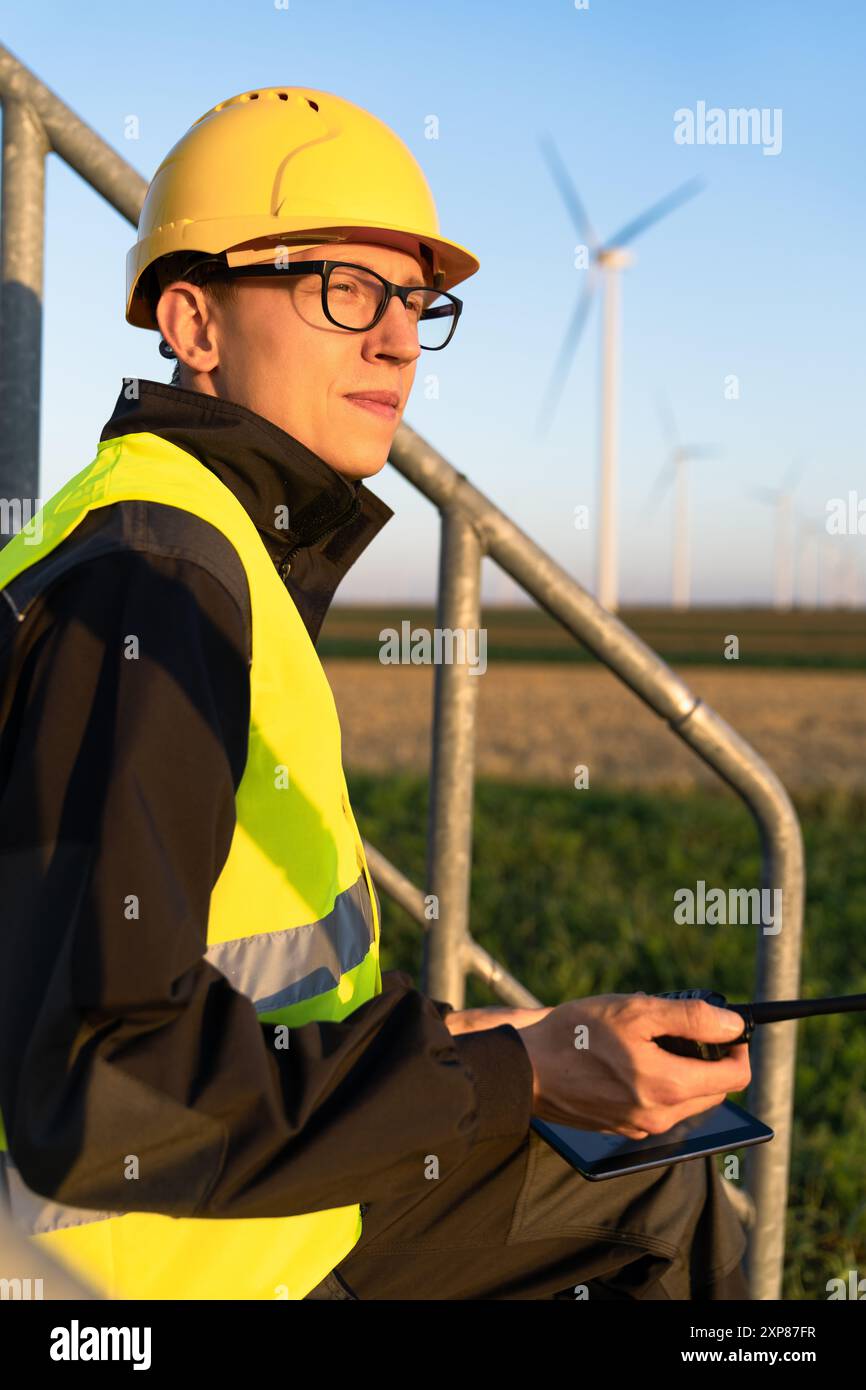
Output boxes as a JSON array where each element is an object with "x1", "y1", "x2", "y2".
[
  {"x1": 0, "y1": 97, "x2": 49, "y2": 518},
  {"x1": 670, "y1": 702, "x2": 805, "y2": 1299},
  {"x1": 421, "y1": 506, "x2": 483, "y2": 1008},
  {"x1": 0, "y1": 42, "x2": 148, "y2": 533}
]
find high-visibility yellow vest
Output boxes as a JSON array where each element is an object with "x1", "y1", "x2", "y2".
[{"x1": 0, "y1": 430, "x2": 382, "y2": 1299}]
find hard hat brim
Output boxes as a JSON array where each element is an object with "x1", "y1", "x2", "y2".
[{"x1": 127, "y1": 217, "x2": 480, "y2": 331}]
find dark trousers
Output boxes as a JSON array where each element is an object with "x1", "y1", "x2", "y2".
[{"x1": 304, "y1": 1124, "x2": 751, "y2": 1301}]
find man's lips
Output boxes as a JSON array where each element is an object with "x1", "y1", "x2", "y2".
[{"x1": 344, "y1": 391, "x2": 399, "y2": 420}]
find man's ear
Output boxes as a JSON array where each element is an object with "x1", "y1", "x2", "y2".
[{"x1": 155, "y1": 280, "x2": 220, "y2": 376}]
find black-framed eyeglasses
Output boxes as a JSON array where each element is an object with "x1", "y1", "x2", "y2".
[{"x1": 205, "y1": 258, "x2": 463, "y2": 350}]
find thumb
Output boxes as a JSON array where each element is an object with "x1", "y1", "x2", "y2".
[{"x1": 654, "y1": 999, "x2": 745, "y2": 1041}]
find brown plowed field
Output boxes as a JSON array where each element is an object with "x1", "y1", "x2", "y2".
[{"x1": 324, "y1": 661, "x2": 866, "y2": 792}]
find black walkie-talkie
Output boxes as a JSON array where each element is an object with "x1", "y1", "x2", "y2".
[{"x1": 652, "y1": 988, "x2": 866, "y2": 1061}]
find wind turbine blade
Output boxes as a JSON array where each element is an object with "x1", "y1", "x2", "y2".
[
  {"x1": 646, "y1": 461, "x2": 675, "y2": 511},
  {"x1": 606, "y1": 176, "x2": 705, "y2": 250},
  {"x1": 538, "y1": 131, "x2": 600, "y2": 251},
  {"x1": 656, "y1": 392, "x2": 680, "y2": 452},
  {"x1": 781, "y1": 458, "x2": 806, "y2": 493},
  {"x1": 682, "y1": 445, "x2": 721, "y2": 460},
  {"x1": 535, "y1": 274, "x2": 598, "y2": 436}
]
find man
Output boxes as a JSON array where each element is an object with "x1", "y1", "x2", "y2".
[{"x1": 0, "y1": 87, "x2": 751, "y2": 1300}]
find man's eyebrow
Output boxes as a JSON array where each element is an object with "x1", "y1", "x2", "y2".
[{"x1": 347, "y1": 260, "x2": 429, "y2": 287}]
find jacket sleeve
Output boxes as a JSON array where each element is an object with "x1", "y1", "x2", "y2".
[{"x1": 0, "y1": 541, "x2": 533, "y2": 1222}]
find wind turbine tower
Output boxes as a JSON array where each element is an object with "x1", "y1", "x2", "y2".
[
  {"x1": 536, "y1": 134, "x2": 704, "y2": 612},
  {"x1": 648, "y1": 398, "x2": 717, "y2": 609}
]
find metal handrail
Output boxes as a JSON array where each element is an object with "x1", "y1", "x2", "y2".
[
  {"x1": 386, "y1": 425, "x2": 803, "y2": 1300},
  {"x1": 0, "y1": 43, "x2": 803, "y2": 1300}
]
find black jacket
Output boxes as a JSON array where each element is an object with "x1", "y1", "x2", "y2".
[{"x1": 0, "y1": 378, "x2": 533, "y2": 1222}]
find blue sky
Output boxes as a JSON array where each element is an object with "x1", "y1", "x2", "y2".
[{"x1": 2, "y1": 0, "x2": 864, "y2": 605}]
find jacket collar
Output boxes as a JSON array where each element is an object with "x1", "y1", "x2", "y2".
[{"x1": 100, "y1": 378, "x2": 394, "y2": 644}]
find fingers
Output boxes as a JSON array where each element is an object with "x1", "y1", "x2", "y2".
[
  {"x1": 638, "y1": 1092, "x2": 730, "y2": 1136},
  {"x1": 644, "y1": 997, "x2": 748, "y2": 1044},
  {"x1": 650, "y1": 1042, "x2": 751, "y2": 1097},
  {"x1": 600, "y1": 1125, "x2": 651, "y2": 1141}
]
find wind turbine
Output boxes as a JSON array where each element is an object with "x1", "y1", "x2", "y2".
[
  {"x1": 536, "y1": 133, "x2": 705, "y2": 611},
  {"x1": 647, "y1": 398, "x2": 718, "y2": 610},
  {"x1": 822, "y1": 535, "x2": 843, "y2": 608},
  {"x1": 751, "y1": 461, "x2": 806, "y2": 610},
  {"x1": 795, "y1": 513, "x2": 822, "y2": 609},
  {"x1": 840, "y1": 548, "x2": 863, "y2": 608}
]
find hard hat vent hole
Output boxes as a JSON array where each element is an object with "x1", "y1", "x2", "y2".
[
  {"x1": 250, "y1": 93, "x2": 259, "y2": 101},
  {"x1": 278, "y1": 93, "x2": 288, "y2": 100},
  {"x1": 306, "y1": 99, "x2": 319, "y2": 111}
]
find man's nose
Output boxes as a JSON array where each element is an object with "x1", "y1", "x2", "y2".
[{"x1": 369, "y1": 296, "x2": 422, "y2": 362}]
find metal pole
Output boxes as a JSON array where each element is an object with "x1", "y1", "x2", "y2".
[
  {"x1": 0, "y1": 98, "x2": 48, "y2": 522},
  {"x1": 670, "y1": 699, "x2": 804, "y2": 1299},
  {"x1": 421, "y1": 509, "x2": 484, "y2": 1008},
  {"x1": 0, "y1": 44, "x2": 147, "y2": 531}
]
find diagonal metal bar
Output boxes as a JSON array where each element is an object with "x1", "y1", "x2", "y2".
[{"x1": 0, "y1": 43, "x2": 148, "y2": 220}]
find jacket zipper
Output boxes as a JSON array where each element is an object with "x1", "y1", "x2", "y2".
[{"x1": 277, "y1": 492, "x2": 362, "y2": 581}]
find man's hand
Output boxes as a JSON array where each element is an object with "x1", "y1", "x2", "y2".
[
  {"x1": 516, "y1": 992, "x2": 751, "y2": 1140},
  {"x1": 444, "y1": 1005, "x2": 552, "y2": 1037}
]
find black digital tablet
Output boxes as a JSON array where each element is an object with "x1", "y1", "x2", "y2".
[{"x1": 531, "y1": 1099, "x2": 773, "y2": 1181}]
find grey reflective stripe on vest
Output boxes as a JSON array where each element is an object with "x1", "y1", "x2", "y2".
[
  {"x1": 205, "y1": 871, "x2": 376, "y2": 1012},
  {"x1": 0, "y1": 1148, "x2": 118, "y2": 1238},
  {"x1": 0, "y1": 872, "x2": 376, "y2": 1239}
]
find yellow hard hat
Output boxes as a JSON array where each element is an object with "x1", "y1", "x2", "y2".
[{"x1": 126, "y1": 86, "x2": 481, "y2": 331}]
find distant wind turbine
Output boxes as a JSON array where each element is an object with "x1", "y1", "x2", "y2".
[
  {"x1": 839, "y1": 549, "x2": 863, "y2": 608},
  {"x1": 795, "y1": 513, "x2": 822, "y2": 609},
  {"x1": 751, "y1": 461, "x2": 806, "y2": 610},
  {"x1": 536, "y1": 133, "x2": 705, "y2": 611},
  {"x1": 647, "y1": 397, "x2": 718, "y2": 610}
]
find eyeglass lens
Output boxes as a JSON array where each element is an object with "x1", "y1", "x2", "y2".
[{"x1": 326, "y1": 265, "x2": 456, "y2": 348}]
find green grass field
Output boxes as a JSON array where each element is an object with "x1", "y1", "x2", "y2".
[
  {"x1": 346, "y1": 771, "x2": 866, "y2": 1300},
  {"x1": 321, "y1": 605, "x2": 866, "y2": 668}
]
